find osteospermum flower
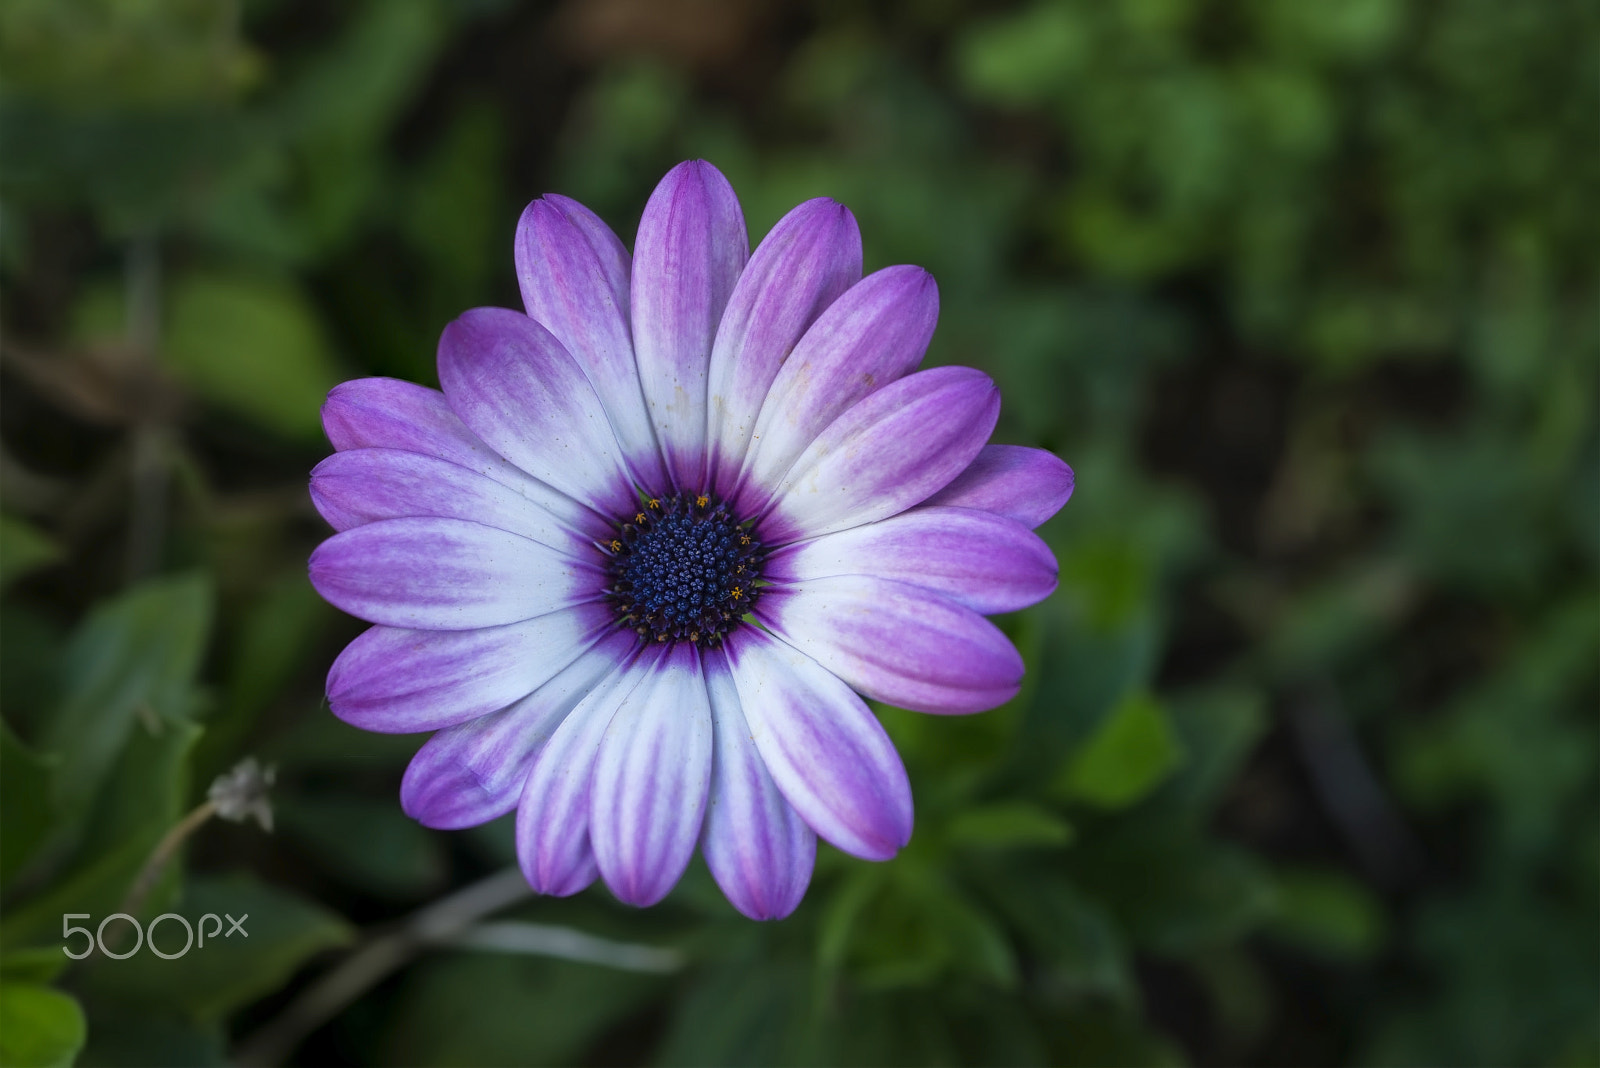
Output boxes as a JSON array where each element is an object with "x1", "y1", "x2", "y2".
[{"x1": 307, "y1": 161, "x2": 1074, "y2": 919}]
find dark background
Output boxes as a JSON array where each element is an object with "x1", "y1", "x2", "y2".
[{"x1": 1, "y1": 1, "x2": 1595, "y2": 1065}]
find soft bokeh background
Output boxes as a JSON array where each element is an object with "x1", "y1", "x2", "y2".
[{"x1": 1, "y1": 1, "x2": 1595, "y2": 1065}]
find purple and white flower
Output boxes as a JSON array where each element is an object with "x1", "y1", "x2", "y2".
[{"x1": 308, "y1": 161, "x2": 1074, "y2": 919}]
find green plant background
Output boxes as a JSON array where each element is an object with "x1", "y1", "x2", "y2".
[{"x1": 1, "y1": 1, "x2": 1594, "y2": 1065}]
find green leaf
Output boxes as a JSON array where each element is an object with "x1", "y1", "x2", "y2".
[
  {"x1": 195, "y1": 572, "x2": 334, "y2": 784},
  {"x1": 0, "y1": 721, "x2": 56, "y2": 887},
  {"x1": 1267, "y1": 867, "x2": 1387, "y2": 959},
  {"x1": 958, "y1": 3, "x2": 1087, "y2": 106},
  {"x1": 0, "y1": 948, "x2": 67, "y2": 986},
  {"x1": 263, "y1": 712, "x2": 425, "y2": 773},
  {"x1": 277, "y1": 795, "x2": 446, "y2": 899},
  {"x1": 75, "y1": 1003, "x2": 224, "y2": 1068},
  {"x1": 0, "y1": 835, "x2": 154, "y2": 951},
  {"x1": 1073, "y1": 822, "x2": 1276, "y2": 955},
  {"x1": 77, "y1": 718, "x2": 202, "y2": 867},
  {"x1": 974, "y1": 866, "x2": 1133, "y2": 1002},
  {"x1": 162, "y1": 273, "x2": 342, "y2": 440},
  {"x1": 4, "y1": 715, "x2": 203, "y2": 953},
  {"x1": 0, "y1": 515, "x2": 61, "y2": 593},
  {"x1": 0, "y1": 983, "x2": 86, "y2": 1068},
  {"x1": 83, "y1": 874, "x2": 353, "y2": 1022},
  {"x1": 826, "y1": 864, "x2": 1017, "y2": 990},
  {"x1": 1057, "y1": 691, "x2": 1185, "y2": 808},
  {"x1": 946, "y1": 802, "x2": 1074, "y2": 850},
  {"x1": 385, "y1": 953, "x2": 667, "y2": 1067},
  {"x1": 1162, "y1": 686, "x2": 1268, "y2": 813},
  {"x1": 42, "y1": 573, "x2": 212, "y2": 832}
]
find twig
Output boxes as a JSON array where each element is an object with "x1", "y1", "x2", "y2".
[
  {"x1": 447, "y1": 920, "x2": 684, "y2": 973},
  {"x1": 231, "y1": 868, "x2": 533, "y2": 1068},
  {"x1": 1286, "y1": 680, "x2": 1425, "y2": 889}
]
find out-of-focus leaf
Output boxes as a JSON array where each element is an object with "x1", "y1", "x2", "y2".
[
  {"x1": 957, "y1": 3, "x2": 1086, "y2": 107},
  {"x1": 1267, "y1": 867, "x2": 1386, "y2": 959},
  {"x1": 1394, "y1": 598, "x2": 1598, "y2": 853},
  {"x1": 76, "y1": 1001, "x2": 225, "y2": 1068},
  {"x1": 0, "y1": 948, "x2": 67, "y2": 986},
  {"x1": 973, "y1": 864, "x2": 1133, "y2": 1002},
  {"x1": 1261, "y1": 563, "x2": 1416, "y2": 676},
  {"x1": 1038, "y1": 1004, "x2": 1186, "y2": 1068},
  {"x1": 826, "y1": 863, "x2": 1017, "y2": 990},
  {"x1": 0, "y1": 0, "x2": 260, "y2": 107},
  {"x1": 162, "y1": 273, "x2": 341, "y2": 440},
  {"x1": 385, "y1": 951, "x2": 667, "y2": 1067},
  {"x1": 0, "y1": 515, "x2": 60, "y2": 592},
  {"x1": 401, "y1": 100, "x2": 504, "y2": 314},
  {"x1": 84, "y1": 874, "x2": 353, "y2": 1022},
  {"x1": 1192, "y1": 946, "x2": 1275, "y2": 1050},
  {"x1": 0, "y1": 983, "x2": 85, "y2": 1068},
  {"x1": 0, "y1": 722, "x2": 55, "y2": 887},
  {"x1": 195, "y1": 572, "x2": 334, "y2": 784},
  {"x1": 42, "y1": 573, "x2": 211, "y2": 833},
  {"x1": 262, "y1": 712, "x2": 424, "y2": 772},
  {"x1": 946, "y1": 801, "x2": 1073, "y2": 850},
  {"x1": 1, "y1": 718, "x2": 201, "y2": 949},
  {"x1": 277, "y1": 795, "x2": 445, "y2": 899},
  {"x1": 0, "y1": 606, "x2": 63, "y2": 741},
  {"x1": 1161, "y1": 686, "x2": 1268, "y2": 813},
  {"x1": 657, "y1": 956, "x2": 812, "y2": 1068},
  {"x1": 76, "y1": 718, "x2": 200, "y2": 866},
  {"x1": 1072, "y1": 820, "x2": 1276, "y2": 955},
  {"x1": 0, "y1": 835, "x2": 150, "y2": 950},
  {"x1": 1057, "y1": 691, "x2": 1185, "y2": 809}
]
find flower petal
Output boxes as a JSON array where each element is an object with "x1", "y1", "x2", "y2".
[
  {"x1": 309, "y1": 517, "x2": 603, "y2": 630},
  {"x1": 327, "y1": 604, "x2": 613, "y2": 734},
  {"x1": 760, "y1": 366, "x2": 1000, "y2": 543},
  {"x1": 516, "y1": 195, "x2": 668, "y2": 493},
  {"x1": 731, "y1": 265, "x2": 938, "y2": 516},
  {"x1": 400, "y1": 632, "x2": 635, "y2": 829},
  {"x1": 631, "y1": 160, "x2": 749, "y2": 490},
  {"x1": 767, "y1": 506, "x2": 1057, "y2": 615},
  {"x1": 724, "y1": 627, "x2": 912, "y2": 860},
  {"x1": 320, "y1": 377, "x2": 605, "y2": 538},
  {"x1": 310, "y1": 447, "x2": 586, "y2": 557},
  {"x1": 437, "y1": 307, "x2": 636, "y2": 517},
  {"x1": 921, "y1": 444, "x2": 1075, "y2": 529},
  {"x1": 758, "y1": 576, "x2": 1023, "y2": 714},
  {"x1": 517, "y1": 648, "x2": 655, "y2": 896},
  {"x1": 590, "y1": 644, "x2": 714, "y2": 907},
  {"x1": 701, "y1": 651, "x2": 816, "y2": 920},
  {"x1": 703, "y1": 198, "x2": 861, "y2": 493}
]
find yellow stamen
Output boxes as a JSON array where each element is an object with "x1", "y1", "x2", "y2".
[
  {"x1": 731, "y1": 587, "x2": 743, "y2": 600},
  {"x1": 695, "y1": 494, "x2": 709, "y2": 507}
]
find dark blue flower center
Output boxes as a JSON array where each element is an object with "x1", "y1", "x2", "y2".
[{"x1": 605, "y1": 494, "x2": 763, "y2": 648}]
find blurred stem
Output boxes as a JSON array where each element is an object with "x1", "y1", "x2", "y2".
[
  {"x1": 123, "y1": 232, "x2": 169, "y2": 582},
  {"x1": 232, "y1": 867, "x2": 534, "y2": 1068},
  {"x1": 1287, "y1": 679, "x2": 1424, "y2": 889},
  {"x1": 102, "y1": 799, "x2": 218, "y2": 954},
  {"x1": 123, "y1": 422, "x2": 170, "y2": 582}
]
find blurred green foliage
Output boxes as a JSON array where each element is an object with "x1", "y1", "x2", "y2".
[{"x1": 1, "y1": 0, "x2": 1594, "y2": 1065}]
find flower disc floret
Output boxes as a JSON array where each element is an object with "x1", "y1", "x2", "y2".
[{"x1": 605, "y1": 495, "x2": 763, "y2": 647}]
